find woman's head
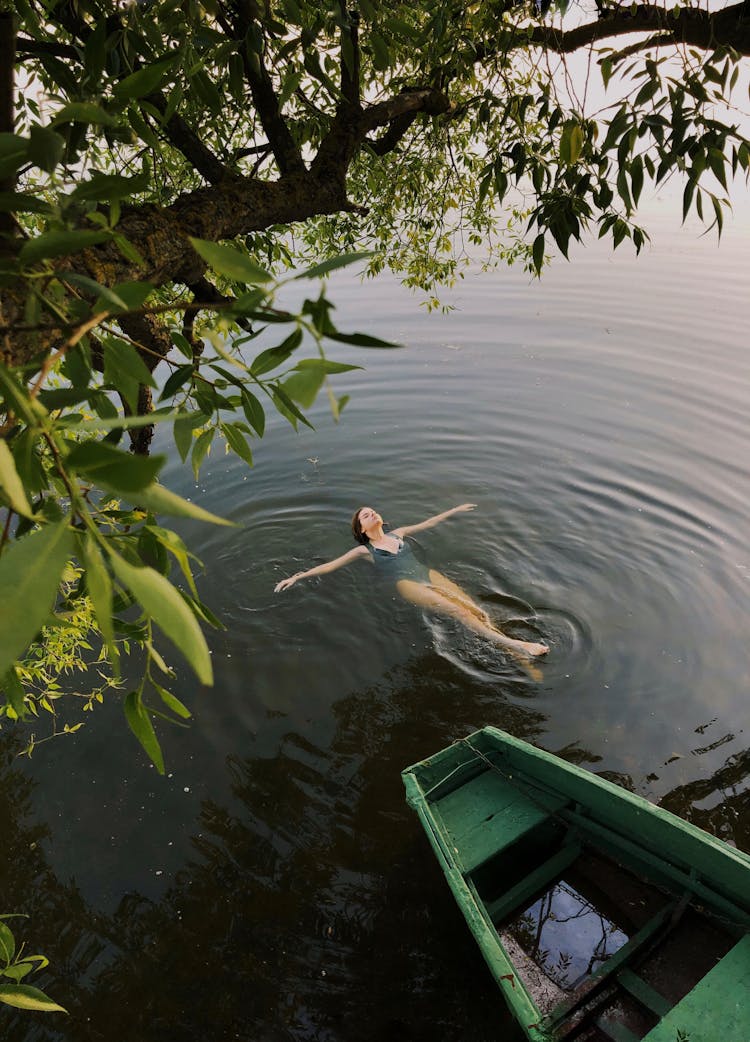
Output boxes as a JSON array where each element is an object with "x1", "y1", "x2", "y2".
[{"x1": 352, "y1": 506, "x2": 382, "y2": 544}]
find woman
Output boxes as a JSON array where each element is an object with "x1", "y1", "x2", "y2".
[{"x1": 274, "y1": 503, "x2": 549, "y2": 659}]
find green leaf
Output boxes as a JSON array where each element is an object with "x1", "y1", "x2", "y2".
[
  {"x1": 19, "y1": 230, "x2": 110, "y2": 267},
  {"x1": 532, "y1": 233, "x2": 545, "y2": 275},
  {"x1": 600, "y1": 58, "x2": 613, "y2": 90},
  {"x1": 559, "y1": 122, "x2": 572, "y2": 165},
  {"x1": 0, "y1": 364, "x2": 42, "y2": 426},
  {"x1": 27, "y1": 126, "x2": 65, "y2": 173},
  {"x1": 134, "y1": 481, "x2": 234, "y2": 526},
  {"x1": 51, "y1": 101, "x2": 117, "y2": 127},
  {"x1": 1, "y1": 962, "x2": 33, "y2": 982},
  {"x1": 281, "y1": 368, "x2": 325, "y2": 409},
  {"x1": 0, "y1": 440, "x2": 34, "y2": 518},
  {"x1": 221, "y1": 422, "x2": 254, "y2": 466},
  {"x1": 711, "y1": 193, "x2": 724, "y2": 237},
  {"x1": 294, "y1": 252, "x2": 372, "y2": 280},
  {"x1": 250, "y1": 329, "x2": 303, "y2": 376},
  {"x1": 634, "y1": 79, "x2": 659, "y2": 107},
  {"x1": 66, "y1": 442, "x2": 165, "y2": 493},
  {"x1": 240, "y1": 388, "x2": 265, "y2": 437},
  {"x1": 173, "y1": 411, "x2": 205, "y2": 462},
  {"x1": 370, "y1": 29, "x2": 391, "y2": 71},
  {"x1": 59, "y1": 272, "x2": 128, "y2": 311},
  {"x1": 112, "y1": 233, "x2": 146, "y2": 267},
  {"x1": 171, "y1": 331, "x2": 194, "y2": 360},
  {"x1": 191, "y1": 428, "x2": 214, "y2": 480},
  {"x1": 277, "y1": 69, "x2": 303, "y2": 108},
  {"x1": 145, "y1": 524, "x2": 199, "y2": 596},
  {"x1": 0, "y1": 521, "x2": 74, "y2": 677},
  {"x1": 108, "y1": 281, "x2": 154, "y2": 310},
  {"x1": 71, "y1": 169, "x2": 150, "y2": 204},
  {"x1": 324, "y1": 330, "x2": 399, "y2": 348},
  {"x1": 159, "y1": 364, "x2": 194, "y2": 401},
  {"x1": 180, "y1": 591, "x2": 225, "y2": 630},
  {"x1": 188, "y1": 238, "x2": 273, "y2": 284},
  {"x1": 124, "y1": 690, "x2": 165, "y2": 773},
  {"x1": 81, "y1": 535, "x2": 115, "y2": 654},
  {"x1": 2, "y1": 666, "x2": 28, "y2": 719},
  {"x1": 0, "y1": 921, "x2": 15, "y2": 963},
  {"x1": 569, "y1": 125, "x2": 584, "y2": 165},
  {"x1": 153, "y1": 681, "x2": 192, "y2": 719},
  {"x1": 630, "y1": 155, "x2": 644, "y2": 206},
  {"x1": 60, "y1": 409, "x2": 176, "y2": 433},
  {"x1": 293, "y1": 358, "x2": 361, "y2": 374},
  {"x1": 112, "y1": 58, "x2": 176, "y2": 101},
  {"x1": 0, "y1": 984, "x2": 67, "y2": 1013},
  {"x1": 617, "y1": 167, "x2": 632, "y2": 211},
  {"x1": 708, "y1": 148, "x2": 728, "y2": 191},
  {"x1": 272, "y1": 384, "x2": 314, "y2": 430},
  {"x1": 0, "y1": 133, "x2": 28, "y2": 163},
  {"x1": 0, "y1": 192, "x2": 53, "y2": 215},
  {"x1": 104, "y1": 337, "x2": 157, "y2": 391},
  {"x1": 110, "y1": 556, "x2": 213, "y2": 685},
  {"x1": 682, "y1": 179, "x2": 695, "y2": 221}
]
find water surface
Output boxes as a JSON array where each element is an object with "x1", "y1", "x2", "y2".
[{"x1": 4, "y1": 200, "x2": 750, "y2": 1042}]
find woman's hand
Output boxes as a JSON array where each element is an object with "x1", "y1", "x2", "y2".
[
  {"x1": 452, "y1": 503, "x2": 477, "y2": 514},
  {"x1": 274, "y1": 572, "x2": 304, "y2": 593}
]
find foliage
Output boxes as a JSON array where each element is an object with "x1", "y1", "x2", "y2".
[
  {"x1": 0, "y1": 915, "x2": 66, "y2": 1014},
  {"x1": 0, "y1": 252, "x2": 387, "y2": 770},
  {"x1": 1, "y1": 0, "x2": 749, "y2": 776},
  {"x1": 6, "y1": 562, "x2": 124, "y2": 757}
]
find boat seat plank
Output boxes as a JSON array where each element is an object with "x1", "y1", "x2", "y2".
[
  {"x1": 595, "y1": 1018, "x2": 640, "y2": 1042},
  {"x1": 641, "y1": 933, "x2": 750, "y2": 1042},
  {"x1": 484, "y1": 842, "x2": 581, "y2": 924},
  {"x1": 434, "y1": 769, "x2": 566, "y2": 874},
  {"x1": 617, "y1": 968, "x2": 671, "y2": 1018}
]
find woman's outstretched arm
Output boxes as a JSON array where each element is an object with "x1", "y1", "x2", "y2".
[
  {"x1": 392, "y1": 503, "x2": 476, "y2": 538},
  {"x1": 274, "y1": 545, "x2": 369, "y2": 592}
]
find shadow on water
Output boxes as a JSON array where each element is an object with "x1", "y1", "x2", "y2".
[
  {"x1": 5, "y1": 658, "x2": 545, "y2": 1042},
  {"x1": 4, "y1": 665, "x2": 750, "y2": 1042}
]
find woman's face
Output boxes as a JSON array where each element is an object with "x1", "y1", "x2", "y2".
[{"x1": 358, "y1": 507, "x2": 381, "y2": 536}]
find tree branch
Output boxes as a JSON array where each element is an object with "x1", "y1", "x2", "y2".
[
  {"x1": 522, "y1": 3, "x2": 750, "y2": 57},
  {"x1": 222, "y1": 2, "x2": 306, "y2": 176},
  {"x1": 182, "y1": 277, "x2": 252, "y2": 354},
  {"x1": 116, "y1": 313, "x2": 176, "y2": 454},
  {"x1": 366, "y1": 113, "x2": 418, "y2": 156},
  {"x1": 0, "y1": 11, "x2": 17, "y2": 242},
  {"x1": 339, "y1": 6, "x2": 361, "y2": 109},
  {"x1": 312, "y1": 87, "x2": 451, "y2": 179},
  {"x1": 606, "y1": 31, "x2": 677, "y2": 63},
  {"x1": 147, "y1": 93, "x2": 234, "y2": 185}
]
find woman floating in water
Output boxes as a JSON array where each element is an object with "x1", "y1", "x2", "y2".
[{"x1": 274, "y1": 503, "x2": 548, "y2": 660}]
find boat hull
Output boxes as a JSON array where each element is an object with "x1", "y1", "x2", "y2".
[{"x1": 402, "y1": 727, "x2": 750, "y2": 1042}]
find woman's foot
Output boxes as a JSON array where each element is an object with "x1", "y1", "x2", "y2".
[{"x1": 514, "y1": 640, "x2": 549, "y2": 658}]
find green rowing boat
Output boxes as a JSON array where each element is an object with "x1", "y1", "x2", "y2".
[{"x1": 402, "y1": 727, "x2": 750, "y2": 1042}]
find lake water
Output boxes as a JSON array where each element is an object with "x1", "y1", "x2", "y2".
[{"x1": 4, "y1": 198, "x2": 750, "y2": 1042}]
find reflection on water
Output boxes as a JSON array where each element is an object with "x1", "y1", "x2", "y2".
[
  {"x1": 4, "y1": 667, "x2": 750, "y2": 1041},
  {"x1": 506, "y1": 880, "x2": 629, "y2": 992},
  {"x1": 6, "y1": 662, "x2": 548, "y2": 1042},
  {"x1": 5, "y1": 208, "x2": 750, "y2": 1040}
]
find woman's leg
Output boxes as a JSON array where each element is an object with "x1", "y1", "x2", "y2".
[
  {"x1": 396, "y1": 579, "x2": 548, "y2": 658},
  {"x1": 427, "y1": 569, "x2": 492, "y2": 625}
]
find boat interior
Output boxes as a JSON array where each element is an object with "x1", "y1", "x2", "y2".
[{"x1": 423, "y1": 750, "x2": 750, "y2": 1042}]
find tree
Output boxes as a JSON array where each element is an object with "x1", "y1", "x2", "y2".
[{"x1": 1, "y1": 0, "x2": 749, "y2": 772}]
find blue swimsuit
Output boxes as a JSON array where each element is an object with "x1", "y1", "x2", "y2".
[{"x1": 367, "y1": 536, "x2": 430, "y2": 583}]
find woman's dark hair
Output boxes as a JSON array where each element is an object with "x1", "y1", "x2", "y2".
[{"x1": 351, "y1": 507, "x2": 369, "y2": 544}]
